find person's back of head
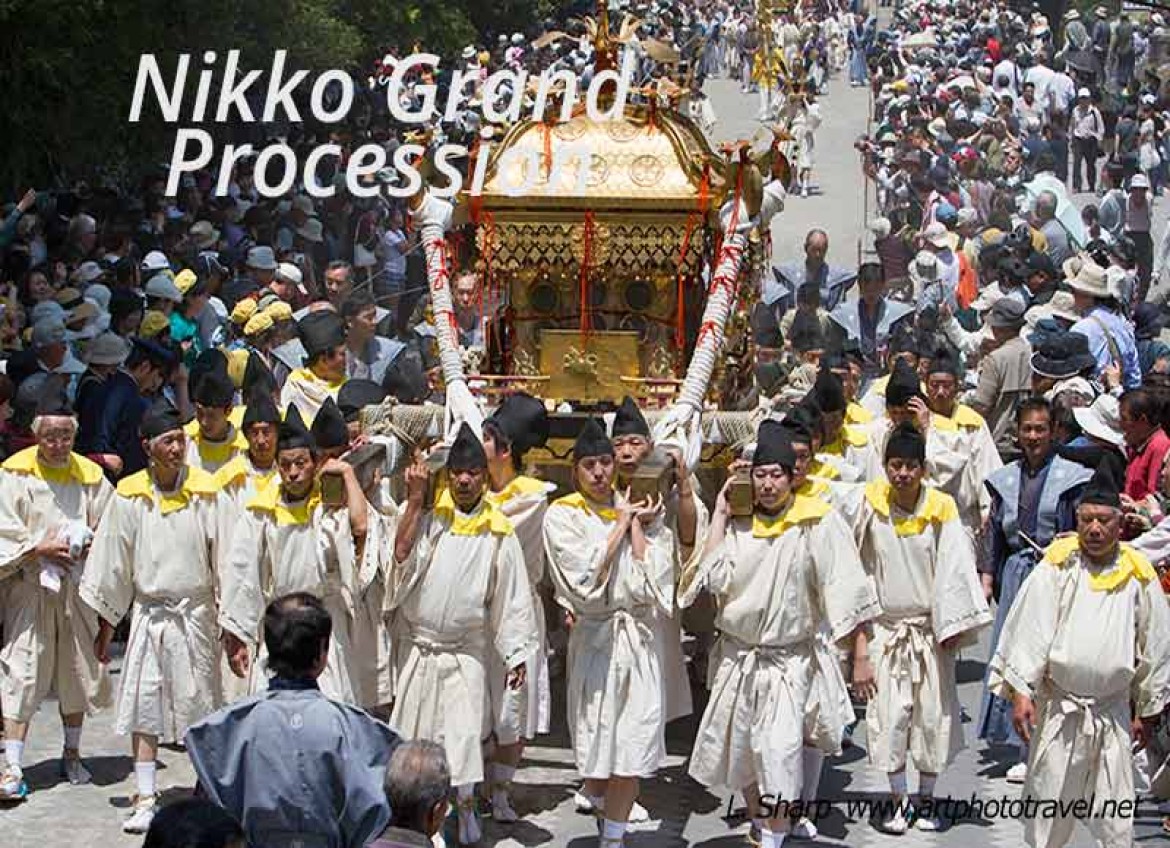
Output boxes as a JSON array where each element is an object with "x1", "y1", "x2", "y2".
[
  {"x1": 143, "y1": 798, "x2": 244, "y2": 848},
  {"x1": 264, "y1": 592, "x2": 332, "y2": 681},
  {"x1": 383, "y1": 740, "x2": 451, "y2": 838}
]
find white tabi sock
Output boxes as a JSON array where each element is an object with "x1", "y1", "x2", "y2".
[
  {"x1": 4, "y1": 740, "x2": 24, "y2": 773},
  {"x1": 760, "y1": 827, "x2": 786, "y2": 848},
  {"x1": 64, "y1": 726, "x2": 83, "y2": 751},
  {"x1": 601, "y1": 819, "x2": 627, "y2": 843},
  {"x1": 588, "y1": 793, "x2": 606, "y2": 813},
  {"x1": 134, "y1": 761, "x2": 157, "y2": 799}
]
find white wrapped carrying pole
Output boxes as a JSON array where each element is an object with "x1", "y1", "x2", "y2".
[
  {"x1": 412, "y1": 191, "x2": 485, "y2": 439},
  {"x1": 652, "y1": 179, "x2": 785, "y2": 469}
]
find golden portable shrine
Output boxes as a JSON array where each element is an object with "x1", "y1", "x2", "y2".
[{"x1": 359, "y1": 3, "x2": 792, "y2": 483}]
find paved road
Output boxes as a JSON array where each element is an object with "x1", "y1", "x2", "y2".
[
  {"x1": 708, "y1": 73, "x2": 875, "y2": 272},
  {"x1": 5, "y1": 62, "x2": 1170, "y2": 848}
]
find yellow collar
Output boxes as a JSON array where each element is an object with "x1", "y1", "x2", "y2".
[
  {"x1": 930, "y1": 404, "x2": 986, "y2": 433},
  {"x1": 247, "y1": 481, "x2": 322, "y2": 526},
  {"x1": 215, "y1": 454, "x2": 277, "y2": 491},
  {"x1": 3, "y1": 446, "x2": 104, "y2": 486},
  {"x1": 290, "y1": 367, "x2": 346, "y2": 392},
  {"x1": 807, "y1": 458, "x2": 839, "y2": 481},
  {"x1": 485, "y1": 475, "x2": 554, "y2": 507},
  {"x1": 184, "y1": 421, "x2": 248, "y2": 466},
  {"x1": 116, "y1": 466, "x2": 219, "y2": 515},
  {"x1": 864, "y1": 480, "x2": 958, "y2": 536},
  {"x1": 797, "y1": 477, "x2": 830, "y2": 499},
  {"x1": 434, "y1": 489, "x2": 513, "y2": 536},
  {"x1": 1043, "y1": 535, "x2": 1158, "y2": 592},
  {"x1": 554, "y1": 491, "x2": 618, "y2": 522},
  {"x1": 846, "y1": 402, "x2": 873, "y2": 425},
  {"x1": 823, "y1": 424, "x2": 868, "y2": 455},
  {"x1": 751, "y1": 493, "x2": 832, "y2": 537}
]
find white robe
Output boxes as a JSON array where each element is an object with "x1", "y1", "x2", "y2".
[
  {"x1": 853, "y1": 481, "x2": 993, "y2": 773},
  {"x1": 485, "y1": 475, "x2": 555, "y2": 743},
  {"x1": 80, "y1": 466, "x2": 226, "y2": 743},
  {"x1": 183, "y1": 420, "x2": 247, "y2": 475},
  {"x1": 929, "y1": 405, "x2": 1002, "y2": 531},
  {"x1": 543, "y1": 493, "x2": 676, "y2": 779},
  {"x1": 386, "y1": 498, "x2": 539, "y2": 786},
  {"x1": 218, "y1": 484, "x2": 366, "y2": 704},
  {"x1": 0, "y1": 449, "x2": 114, "y2": 721},
  {"x1": 860, "y1": 417, "x2": 974, "y2": 513},
  {"x1": 214, "y1": 454, "x2": 278, "y2": 703},
  {"x1": 679, "y1": 496, "x2": 879, "y2": 796},
  {"x1": 279, "y1": 367, "x2": 343, "y2": 422},
  {"x1": 988, "y1": 538, "x2": 1170, "y2": 848}
]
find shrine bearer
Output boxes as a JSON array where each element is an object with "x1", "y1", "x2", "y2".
[
  {"x1": 80, "y1": 398, "x2": 228, "y2": 834},
  {"x1": 988, "y1": 472, "x2": 1170, "y2": 848},
  {"x1": 185, "y1": 358, "x2": 247, "y2": 474},
  {"x1": 543, "y1": 418, "x2": 676, "y2": 848},
  {"x1": 921, "y1": 345, "x2": 1001, "y2": 532},
  {"x1": 0, "y1": 384, "x2": 114, "y2": 802},
  {"x1": 681, "y1": 420, "x2": 878, "y2": 848},
  {"x1": 608, "y1": 395, "x2": 704, "y2": 725},
  {"x1": 387, "y1": 423, "x2": 539, "y2": 847},
  {"x1": 775, "y1": 405, "x2": 865, "y2": 840},
  {"x1": 852, "y1": 422, "x2": 992, "y2": 834},
  {"x1": 480, "y1": 392, "x2": 557, "y2": 822},
  {"x1": 214, "y1": 391, "x2": 281, "y2": 514},
  {"x1": 860, "y1": 358, "x2": 970, "y2": 507},
  {"x1": 219, "y1": 404, "x2": 369, "y2": 704}
]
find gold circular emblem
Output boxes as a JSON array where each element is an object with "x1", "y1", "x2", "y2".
[{"x1": 629, "y1": 155, "x2": 665, "y2": 187}]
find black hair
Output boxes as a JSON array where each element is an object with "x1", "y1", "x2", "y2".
[
  {"x1": 1015, "y1": 396, "x2": 1052, "y2": 425},
  {"x1": 143, "y1": 798, "x2": 243, "y2": 848},
  {"x1": 341, "y1": 289, "x2": 377, "y2": 320},
  {"x1": 1120, "y1": 388, "x2": 1162, "y2": 426},
  {"x1": 263, "y1": 592, "x2": 333, "y2": 680},
  {"x1": 483, "y1": 419, "x2": 522, "y2": 473}
]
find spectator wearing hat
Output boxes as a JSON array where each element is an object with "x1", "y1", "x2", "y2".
[
  {"x1": 169, "y1": 270, "x2": 210, "y2": 368},
  {"x1": 971, "y1": 298, "x2": 1034, "y2": 459},
  {"x1": 1125, "y1": 173, "x2": 1154, "y2": 294},
  {"x1": 75, "y1": 332, "x2": 133, "y2": 475},
  {"x1": 1067, "y1": 260, "x2": 1141, "y2": 389},
  {"x1": 223, "y1": 245, "x2": 279, "y2": 310},
  {"x1": 144, "y1": 273, "x2": 182, "y2": 317},
  {"x1": 8, "y1": 316, "x2": 85, "y2": 403},
  {"x1": 1030, "y1": 331, "x2": 1099, "y2": 402},
  {"x1": 79, "y1": 339, "x2": 177, "y2": 481},
  {"x1": 137, "y1": 310, "x2": 172, "y2": 344}
]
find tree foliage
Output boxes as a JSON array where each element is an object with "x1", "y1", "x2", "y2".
[{"x1": 0, "y1": 0, "x2": 565, "y2": 194}]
